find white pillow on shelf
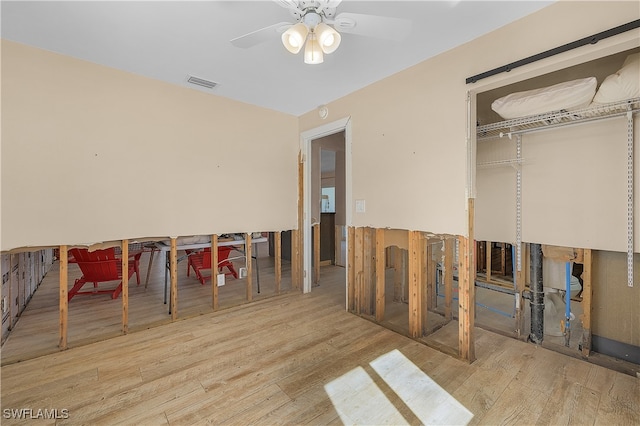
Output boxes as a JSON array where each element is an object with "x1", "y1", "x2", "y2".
[
  {"x1": 491, "y1": 76, "x2": 597, "y2": 119},
  {"x1": 593, "y1": 53, "x2": 640, "y2": 104}
]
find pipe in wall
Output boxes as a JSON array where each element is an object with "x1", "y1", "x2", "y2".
[{"x1": 529, "y1": 243, "x2": 544, "y2": 344}]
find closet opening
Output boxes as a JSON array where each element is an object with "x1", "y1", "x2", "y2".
[{"x1": 474, "y1": 46, "x2": 640, "y2": 372}]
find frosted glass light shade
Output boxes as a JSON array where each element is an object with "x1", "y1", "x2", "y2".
[
  {"x1": 282, "y1": 23, "x2": 309, "y2": 54},
  {"x1": 304, "y1": 33, "x2": 324, "y2": 64},
  {"x1": 315, "y1": 23, "x2": 341, "y2": 54}
]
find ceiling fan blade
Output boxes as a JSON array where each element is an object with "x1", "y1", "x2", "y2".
[
  {"x1": 273, "y1": 0, "x2": 298, "y2": 9},
  {"x1": 318, "y1": 0, "x2": 343, "y2": 8},
  {"x1": 333, "y1": 12, "x2": 412, "y2": 41},
  {"x1": 230, "y1": 22, "x2": 292, "y2": 48}
]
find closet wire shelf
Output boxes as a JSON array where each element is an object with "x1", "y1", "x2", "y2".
[{"x1": 477, "y1": 97, "x2": 640, "y2": 141}]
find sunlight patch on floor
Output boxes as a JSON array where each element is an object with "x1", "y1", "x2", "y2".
[
  {"x1": 370, "y1": 349, "x2": 474, "y2": 425},
  {"x1": 324, "y1": 349, "x2": 473, "y2": 426},
  {"x1": 324, "y1": 366, "x2": 409, "y2": 425}
]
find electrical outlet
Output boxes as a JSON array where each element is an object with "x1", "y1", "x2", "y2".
[
  {"x1": 239, "y1": 267, "x2": 247, "y2": 279},
  {"x1": 217, "y1": 274, "x2": 225, "y2": 287}
]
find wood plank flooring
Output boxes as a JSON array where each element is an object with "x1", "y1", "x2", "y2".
[{"x1": 2, "y1": 261, "x2": 638, "y2": 425}]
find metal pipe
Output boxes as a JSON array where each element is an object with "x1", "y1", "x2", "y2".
[{"x1": 529, "y1": 243, "x2": 544, "y2": 344}]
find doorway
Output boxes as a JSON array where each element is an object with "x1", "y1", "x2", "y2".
[{"x1": 300, "y1": 117, "x2": 352, "y2": 303}]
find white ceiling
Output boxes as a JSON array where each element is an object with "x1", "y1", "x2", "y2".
[{"x1": 1, "y1": 0, "x2": 553, "y2": 116}]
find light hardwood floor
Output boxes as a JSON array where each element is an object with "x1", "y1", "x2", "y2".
[{"x1": 1, "y1": 260, "x2": 638, "y2": 425}]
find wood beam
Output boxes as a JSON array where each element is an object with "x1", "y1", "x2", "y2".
[
  {"x1": 58, "y1": 245, "x2": 68, "y2": 350},
  {"x1": 426, "y1": 241, "x2": 435, "y2": 310},
  {"x1": 354, "y1": 227, "x2": 364, "y2": 314},
  {"x1": 408, "y1": 231, "x2": 424, "y2": 338},
  {"x1": 313, "y1": 223, "x2": 320, "y2": 286},
  {"x1": 211, "y1": 235, "x2": 219, "y2": 310},
  {"x1": 275, "y1": 231, "x2": 282, "y2": 295},
  {"x1": 422, "y1": 237, "x2": 429, "y2": 332},
  {"x1": 347, "y1": 227, "x2": 355, "y2": 312},
  {"x1": 458, "y1": 199, "x2": 476, "y2": 362},
  {"x1": 291, "y1": 229, "x2": 300, "y2": 290},
  {"x1": 581, "y1": 248, "x2": 593, "y2": 357},
  {"x1": 122, "y1": 240, "x2": 129, "y2": 334},
  {"x1": 486, "y1": 241, "x2": 492, "y2": 282},
  {"x1": 170, "y1": 238, "x2": 178, "y2": 321},
  {"x1": 363, "y1": 227, "x2": 374, "y2": 315},
  {"x1": 375, "y1": 228, "x2": 385, "y2": 322},
  {"x1": 393, "y1": 246, "x2": 403, "y2": 302},
  {"x1": 444, "y1": 237, "x2": 454, "y2": 321},
  {"x1": 8, "y1": 254, "x2": 14, "y2": 330},
  {"x1": 246, "y1": 233, "x2": 253, "y2": 302}
]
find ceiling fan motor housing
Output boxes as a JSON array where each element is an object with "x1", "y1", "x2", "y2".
[
  {"x1": 290, "y1": 1, "x2": 337, "y2": 23},
  {"x1": 303, "y1": 11, "x2": 322, "y2": 29}
]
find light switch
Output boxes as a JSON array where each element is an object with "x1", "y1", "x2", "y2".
[{"x1": 355, "y1": 199, "x2": 366, "y2": 213}]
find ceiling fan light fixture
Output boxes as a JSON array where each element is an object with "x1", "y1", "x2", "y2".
[
  {"x1": 281, "y1": 22, "x2": 309, "y2": 54},
  {"x1": 304, "y1": 33, "x2": 324, "y2": 64},
  {"x1": 315, "y1": 23, "x2": 341, "y2": 54}
]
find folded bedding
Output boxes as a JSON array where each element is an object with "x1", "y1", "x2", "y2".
[
  {"x1": 593, "y1": 52, "x2": 639, "y2": 104},
  {"x1": 491, "y1": 77, "x2": 597, "y2": 120}
]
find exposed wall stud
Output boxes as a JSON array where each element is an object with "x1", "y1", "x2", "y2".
[
  {"x1": 393, "y1": 246, "x2": 403, "y2": 302},
  {"x1": 292, "y1": 229, "x2": 300, "y2": 290},
  {"x1": 375, "y1": 228, "x2": 385, "y2": 322},
  {"x1": 170, "y1": 238, "x2": 178, "y2": 321},
  {"x1": 354, "y1": 227, "x2": 364, "y2": 314},
  {"x1": 363, "y1": 227, "x2": 374, "y2": 315},
  {"x1": 408, "y1": 231, "x2": 424, "y2": 338},
  {"x1": 486, "y1": 241, "x2": 492, "y2": 282},
  {"x1": 246, "y1": 233, "x2": 253, "y2": 301},
  {"x1": 58, "y1": 245, "x2": 68, "y2": 350},
  {"x1": 459, "y1": 198, "x2": 476, "y2": 362},
  {"x1": 581, "y1": 249, "x2": 593, "y2": 356},
  {"x1": 122, "y1": 239, "x2": 129, "y2": 334},
  {"x1": 275, "y1": 231, "x2": 282, "y2": 294},
  {"x1": 444, "y1": 237, "x2": 454, "y2": 321},
  {"x1": 422, "y1": 237, "x2": 429, "y2": 332},
  {"x1": 347, "y1": 226, "x2": 355, "y2": 312},
  {"x1": 212, "y1": 234, "x2": 219, "y2": 310}
]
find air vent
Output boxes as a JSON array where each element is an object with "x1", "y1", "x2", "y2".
[{"x1": 187, "y1": 75, "x2": 218, "y2": 89}]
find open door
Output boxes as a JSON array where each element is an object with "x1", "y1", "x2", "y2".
[{"x1": 300, "y1": 117, "x2": 352, "y2": 301}]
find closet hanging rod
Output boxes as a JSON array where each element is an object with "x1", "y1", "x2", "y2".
[{"x1": 466, "y1": 19, "x2": 640, "y2": 84}]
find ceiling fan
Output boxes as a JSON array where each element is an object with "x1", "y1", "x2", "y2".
[{"x1": 230, "y1": 0, "x2": 412, "y2": 64}]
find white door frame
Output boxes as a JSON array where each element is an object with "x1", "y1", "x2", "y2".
[{"x1": 300, "y1": 116, "x2": 352, "y2": 303}]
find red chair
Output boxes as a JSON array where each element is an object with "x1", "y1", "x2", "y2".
[
  {"x1": 68, "y1": 248, "x2": 142, "y2": 301},
  {"x1": 187, "y1": 246, "x2": 238, "y2": 285}
]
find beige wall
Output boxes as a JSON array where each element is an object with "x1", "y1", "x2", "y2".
[
  {"x1": 300, "y1": 1, "x2": 639, "y2": 241},
  {"x1": 1, "y1": 40, "x2": 299, "y2": 251},
  {"x1": 522, "y1": 118, "x2": 639, "y2": 252},
  {"x1": 3, "y1": 2, "x2": 639, "y2": 250},
  {"x1": 299, "y1": 52, "x2": 469, "y2": 236}
]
